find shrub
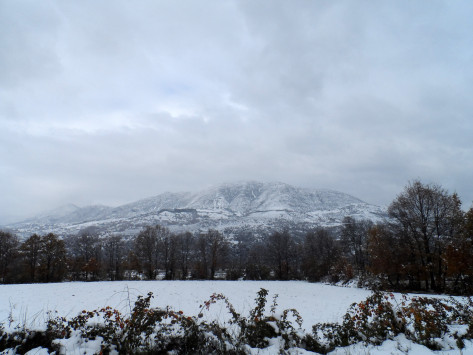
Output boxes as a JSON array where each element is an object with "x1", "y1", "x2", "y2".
[
  {"x1": 0, "y1": 324, "x2": 61, "y2": 354},
  {"x1": 47, "y1": 291, "x2": 228, "y2": 354},
  {"x1": 2, "y1": 290, "x2": 473, "y2": 354},
  {"x1": 309, "y1": 291, "x2": 403, "y2": 352},
  {"x1": 398, "y1": 296, "x2": 452, "y2": 349}
]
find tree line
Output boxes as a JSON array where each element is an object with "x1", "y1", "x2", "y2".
[{"x1": 1, "y1": 180, "x2": 472, "y2": 294}]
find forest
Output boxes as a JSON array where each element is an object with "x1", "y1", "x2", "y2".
[{"x1": 1, "y1": 180, "x2": 473, "y2": 295}]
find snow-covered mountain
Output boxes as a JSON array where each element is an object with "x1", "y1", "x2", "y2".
[{"x1": 6, "y1": 182, "x2": 387, "y2": 238}]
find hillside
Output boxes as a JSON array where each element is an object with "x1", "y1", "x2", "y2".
[{"x1": 6, "y1": 181, "x2": 386, "y2": 238}]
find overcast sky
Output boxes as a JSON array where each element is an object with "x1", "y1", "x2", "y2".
[{"x1": 1, "y1": 1, "x2": 472, "y2": 223}]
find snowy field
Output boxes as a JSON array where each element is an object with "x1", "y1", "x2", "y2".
[
  {"x1": 1, "y1": 281, "x2": 473, "y2": 354},
  {"x1": 0, "y1": 281, "x2": 371, "y2": 332}
]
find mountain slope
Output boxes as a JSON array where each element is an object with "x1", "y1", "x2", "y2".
[{"x1": 7, "y1": 181, "x2": 386, "y2": 238}]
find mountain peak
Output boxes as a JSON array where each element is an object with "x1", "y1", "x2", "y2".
[{"x1": 7, "y1": 182, "x2": 385, "y2": 238}]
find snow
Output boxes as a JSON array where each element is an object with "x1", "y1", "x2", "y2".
[
  {"x1": 7, "y1": 181, "x2": 387, "y2": 238},
  {"x1": 330, "y1": 335, "x2": 473, "y2": 354},
  {"x1": 1, "y1": 281, "x2": 471, "y2": 354},
  {"x1": 0, "y1": 281, "x2": 370, "y2": 333}
]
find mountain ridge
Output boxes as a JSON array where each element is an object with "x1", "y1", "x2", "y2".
[{"x1": 6, "y1": 181, "x2": 386, "y2": 238}]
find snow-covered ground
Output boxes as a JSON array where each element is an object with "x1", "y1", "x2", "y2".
[
  {"x1": 0, "y1": 281, "x2": 370, "y2": 332},
  {"x1": 1, "y1": 281, "x2": 472, "y2": 354}
]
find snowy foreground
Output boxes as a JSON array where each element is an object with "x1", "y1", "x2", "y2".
[{"x1": 1, "y1": 281, "x2": 472, "y2": 354}]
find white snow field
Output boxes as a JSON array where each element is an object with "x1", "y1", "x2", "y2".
[
  {"x1": 1, "y1": 281, "x2": 472, "y2": 354},
  {"x1": 0, "y1": 281, "x2": 370, "y2": 332}
]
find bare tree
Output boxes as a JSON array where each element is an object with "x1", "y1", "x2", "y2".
[
  {"x1": 367, "y1": 224, "x2": 410, "y2": 289},
  {"x1": 340, "y1": 217, "x2": 372, "y2": 275},
  {"x1": 388, "y1": 180, "x2": 461, "y2": 291},
  {"x1": 176, "y1": 232, "x2": 194, "y2": 280},
  {"x1": 0, "y1": 231, "x2": 19, "y2": 283},
  {"x1": 103, "y1": 235, "x2": 125, "y2": 281},
  {"x1": 195, "y1": 230, "x2": 227, "y2": 279},
  {"x1": 245, "y1": 241, "x2": 270, "y2": 280},
  {"x1": 66, "y1": 232, "x2": 101, "y2": 280},
  {"x1": 20, "y1": 234, "x2": 42, "y2": 282},
  {"x1": 157, "y1": 226, "x2": 176, "y2": 280},
  {"x1": 444, "y1": 206, "x2": 473, "y2": 293},
  {"x1": 134, "y1": 226, "x2": 159, "y2": 279},
  {"x1": 265, "y1": 230, "x2": 295, "y2": 280},
  {"x1": 303, "y1": 228, "x2": 339, "y2": 282},
  {"x1": 39, "y1": 233, "x2": 66, "y2": 282}
]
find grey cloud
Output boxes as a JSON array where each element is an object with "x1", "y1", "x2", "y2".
[{"x1": 1, "y1": 0, "x2": 473, "y2": 223}]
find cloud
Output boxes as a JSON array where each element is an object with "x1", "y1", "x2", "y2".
[{"x1": 1, "y1": 0, "x2": 473, "y2": 223}]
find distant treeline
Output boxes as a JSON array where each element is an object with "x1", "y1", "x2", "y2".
[{"x1": 1, "y1": 180, "x2": 472, "y2": 294}]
